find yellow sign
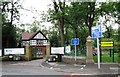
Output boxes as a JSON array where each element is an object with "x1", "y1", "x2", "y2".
[
  {"x1": 65, "y1": 46, "x2": 71, "y2": 53},
  {"x1": 101, "y1": 42, "x2": 113, "y2": 47}
]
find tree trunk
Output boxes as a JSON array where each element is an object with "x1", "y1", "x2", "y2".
[
  {"x1": 85, "y1": 2, "x2": 95, "y2": 36},
  {"x1": 10, "y1": 1, "x2": 14, "y2": 26},
  {"x1": 74, "y1": 27, "x2": 79, "y2": 55},
  {"x1": 7, "y1": 38, "x2": 9, "y2": 47},
  {"x1": 53, "y1": 1, "x2": 65, "y2": 47},
  {"x1": 59, "y1": 16, "x2": 65, "y2": 46},
  {"x1": 88, "y1": 26, "x2": 92, "y2": 36}
]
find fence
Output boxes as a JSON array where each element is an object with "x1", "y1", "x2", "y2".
[{"x1": 64, "y1": 45, "x2": 86, "y2": 57}]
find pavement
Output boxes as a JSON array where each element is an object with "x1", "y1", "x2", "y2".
[{"x1": 42, "y1": 60, "x2": 120, "y2": 76}]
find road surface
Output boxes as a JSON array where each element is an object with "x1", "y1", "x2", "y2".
[{"x1": 1, "y1": 59, "x2": 120, "y2": 77}]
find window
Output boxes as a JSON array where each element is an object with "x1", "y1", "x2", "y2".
[
  {"x1": 21, "y1": 41, "x2": 29, "y2": 46},
  {"x1": 37, "y1": 40, "x2": 43, "y2": 45},
  {"x1": 30, "y1": 40, "x2": 37, "y2": 45},
  {"x1": 22, "y1": 41, "x2": 26, "y2": 46}
]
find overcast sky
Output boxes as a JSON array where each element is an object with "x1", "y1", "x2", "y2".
[
  {"x1": 19, "y1": 0, "x2": 52, "y2": 23},
  {"x1": 17, "y1": 0, "x2": 118, "y2": 30},
  {"x1": 17, "y1": 0, "x2": 53, "y2": 30}
]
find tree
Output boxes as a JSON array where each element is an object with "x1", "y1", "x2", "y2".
[
  {"x1": 0, "y1": 7, "x2": 2, "y2": 49},
  {"x1": 84, "y1": 2, "x2": 96, "y2": 36},
  {"x1": 63, "y1": 2, "x2": 90, "y2": 54},
  {"x1": 1, "y1": 0, "x2": 20, "y2": 48},
  {"x1": 99, "y1": 2, "x2": 120, "y2": 55},
  {"x1": 65, "y1": 2, "x2": 86, "y2": 38},
  {"x1": 49, "y1": 30, "x2": 61, "y2": 47},
  {"x1": 16, "y1": 27, "x2": 26, "y2": 47},
  {"x1": 48, "y1": 0, "x2": 66, "y2": 46},
  {"x1": 30, "y1": 21, "x2": 39, "y2": 32},
  {"x1": 118, "y1": 27, "x2": 120, "y2": 54},
  {"x1": 115, "y1": 2, "x2": 120, "y2": 55},
  {"x1": 47, "y1": 2, "x2": 120, "y2": 48},
  {"x1": 64, "y1": 2, "x2": 90, "y2": 41}
]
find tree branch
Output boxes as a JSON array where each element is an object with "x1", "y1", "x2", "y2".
[{"x1": 53, "y1": 0, "x2": 59, "y2": 13}]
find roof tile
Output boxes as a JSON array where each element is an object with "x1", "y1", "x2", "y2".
[{"x1": 22, "y1": 32, "x2": 35, "y2": 40}]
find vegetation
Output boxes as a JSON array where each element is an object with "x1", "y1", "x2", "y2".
[
  {"x1": 93, "y1": 53, "x2": 118, "y2": 63},
  {"x1": 47, "y1": 1, "x2": 119, "y2": 49},
  {"x1": 1, "y1": 0, "x2": 21, "y2": 48},
  {"x1": 1, "y1": 0, "x2": 120, "y2": 61}
]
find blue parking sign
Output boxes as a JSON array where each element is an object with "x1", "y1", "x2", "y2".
[{"x1": 71, "y1": 38, "x2": 79, "y2": 45}]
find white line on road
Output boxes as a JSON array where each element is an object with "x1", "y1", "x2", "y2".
[
  {"x1": 110, "y1": 67, "x2": 120, "y2": 70},
  {"x1": 73, "y1": 64, "x2": 86, "y2": 67}
]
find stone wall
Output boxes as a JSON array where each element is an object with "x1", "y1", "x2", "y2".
[{"x1": 62, "y1": 56, "x2": 86, "y2": 64}]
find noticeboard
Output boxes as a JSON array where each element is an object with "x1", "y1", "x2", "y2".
[
  {"x1": 4, "y1": 48, "x2": 25, "y2": 55},
  {"x1": 51, "y1": 47, "x2": 64, "y2": 55}
]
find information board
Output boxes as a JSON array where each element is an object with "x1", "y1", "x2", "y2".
[
  {"x1": 51, "y1": 47, "x2": 64, "y2": 54},
  {"x1": 65, "y1": 46, "x2": 71, "y2": 53},
  {"x1": 4, "y1": 48, "x2": 25, "y2": 55}
]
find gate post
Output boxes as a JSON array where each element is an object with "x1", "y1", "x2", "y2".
[
  {"x1": 86, "y1": 36, "x2": 94, "y2": 64},
  {"x1": 25, "y1": 43, "x2": 31, "y2": 61},
  {"x1": 46, "y1": 42, "x2": 50, "y2": 57}
]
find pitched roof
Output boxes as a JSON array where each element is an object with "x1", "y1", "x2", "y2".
[
  {"x1": 22, "y1": 30, "x2": 48, "y2": 40},
  {"x1": 31, "y1": 30, "x2": 48, "y2": 40},
  {"x1": 22, "y1": 32, "x2": 35, "y2": 40}
]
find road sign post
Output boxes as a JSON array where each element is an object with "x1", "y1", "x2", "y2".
[
  {"x1": 71, "y1": 38, "x2": 79, "y2": 64},
  {"x1": 97, "y1": 38, "x2": 100, "y2": 69},
  {"x1": 92, "y1": 25, "x2": 102, "y2": 69},
  {"x1": 75, "y1": 44, "x2": 76, "y2": 63}
]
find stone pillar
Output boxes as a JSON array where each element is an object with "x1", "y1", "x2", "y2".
[
  {"x1": 86, "y1": 36, "x2": 94, "y2": 63},
  {"x1": 25, "y1": 43, "x2": 31, "y2": 61},
  {"x1": 46, "y1": 42, "x2": 50, "y2": 57}
]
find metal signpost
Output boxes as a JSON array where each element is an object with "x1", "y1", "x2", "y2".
[
  {"x1": 71, "y1": 38, "x2": 79, "y2": 63},
  {"x1": 92, "y1": 25, "x2": 102, "y2": 69}
]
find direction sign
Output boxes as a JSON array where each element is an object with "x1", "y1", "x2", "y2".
[
  {"x1": 71, "y1": 38, "x2": 79, "y2": 45},
  {"x1": 101, "y1": 42, "x2": 113, "y2": 47},
  {"x1": 92, "y1": 24, "x2": 103, "y2": 69},
  {"x1": 92, "y1": 25, "x2": 102, "y2": 38}
]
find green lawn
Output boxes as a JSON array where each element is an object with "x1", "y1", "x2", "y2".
[{"x1": 93, "y1": 53, "x2": 119, "y2": 63}]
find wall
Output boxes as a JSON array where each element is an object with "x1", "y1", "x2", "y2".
[{"x1": 62, "y1": 56, "x2": 86, "y2": 64}]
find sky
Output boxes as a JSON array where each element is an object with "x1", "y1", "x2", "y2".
[
  {"x1": 18, "y1": 0, "x2": 53, "y2": 30},
  {"x1": 17, "y1": 0, "x2": 118, "y2": 31},
  {"x1": 20, "y1": 0, "x2": 52, "y2": 23}
]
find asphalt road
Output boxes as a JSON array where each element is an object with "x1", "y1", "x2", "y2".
[
  {"x1": 1, "y1": 59, "x2": 120, "y2": 77},
  {"x1": 2, "y1": 59, "x2": 65, "y2": 75}
]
